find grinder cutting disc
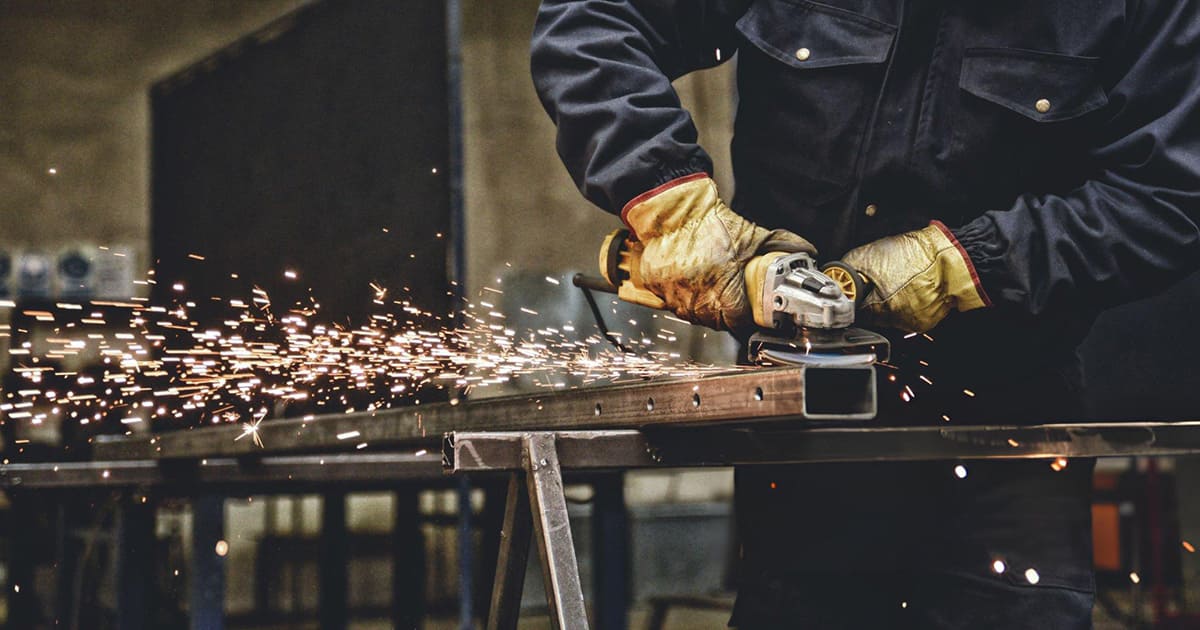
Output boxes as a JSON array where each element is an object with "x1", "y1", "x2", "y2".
[{"x1": 748, "y1": 327, "x2": 890, "y2": 367}]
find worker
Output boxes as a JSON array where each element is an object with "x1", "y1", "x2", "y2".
[{"x1": 532, "y1": 1, "x2": 1200, "y2": 627}]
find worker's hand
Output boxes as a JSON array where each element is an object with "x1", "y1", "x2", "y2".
[
  {"x1": 623, "y1": 174, "x2": 815, "y2": 333},
  {"x1": 841, "y1": 221, "x2": 991, "y2": 333}
]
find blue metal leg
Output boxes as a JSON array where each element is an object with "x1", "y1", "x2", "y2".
[
  {"x1": 189, "y1": 495, "x2": 224, "y2": 630},
  {"x1": 592, "y1": 474, "x2": 630, "y2": 630},
  {"x1": 457, "y1": 476, "x2": 475, "y2": 630},
  {"x1": 394, "y1": 487, "x2": 425, "y2": 629},
  {"x1": 319, "y1": 492, "x2": 348, "y2": 630},
  {"x1": 117, "y1": 494, "x2": 155, "y2": 630}
]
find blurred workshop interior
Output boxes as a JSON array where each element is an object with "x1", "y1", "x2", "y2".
[{"x1": 2, "y1": 1, "x2": 1200, "y2": 628}]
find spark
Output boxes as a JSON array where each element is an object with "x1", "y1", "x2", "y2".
[
  {"x1": 992, "y1": 560, "x2": 1006, "y2": 574},
  {"x1": 1129, "y1": 572, "x2": 1140, "y2": 584},
  {"x1": 234, "y1": 415, "x2": 265, "y2": 449},
  {"x1": 1184, "y1": 541, "x2": 1195, "y2": 553},
  {"x1": 1050, "y1": 457, "x2": 1068, "y2": 472},
  {"x1": 0, "y1": 256, "x2": 724, "y2": 453},
  {"x1": 953, "y1": 465, "x2": 967, "y2": 479},
  {"x1": 1024, "y1": 568, "x2": 1040, "y2": 584}
]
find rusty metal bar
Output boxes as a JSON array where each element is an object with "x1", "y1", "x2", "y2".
[{"x1": 92, "y1": 367, "x2": 819, "y2": 460}]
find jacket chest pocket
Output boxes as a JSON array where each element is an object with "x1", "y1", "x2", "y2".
[
  {"x1": 733, "y1": 0, "x2": 896, "y2": 199},
  {"x1": 944, "y1": 48, "x2": 1109, "y2": 199}
]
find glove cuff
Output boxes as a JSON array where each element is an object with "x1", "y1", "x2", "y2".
[
  {"x1": 621, "y1": 173, "x2": 714, "y2": 240},
  {"x1": 928, "y1": 221, "x2": 992, "y2": 310}
]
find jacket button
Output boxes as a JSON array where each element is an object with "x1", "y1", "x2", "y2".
[
  {"x1": 864, "y1": 204, "x2": 878, "y2": 217},
  {"x1": 1035, "y1": 98, "x2": 1051, "y2": 113},
  {"x1": 795, "y1": 47, "x2": 811, "y2": 61}
]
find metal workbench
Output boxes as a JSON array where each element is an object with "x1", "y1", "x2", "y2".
[{"x1": 8, "y1": 365, "x2": 1200, "y2": 629}]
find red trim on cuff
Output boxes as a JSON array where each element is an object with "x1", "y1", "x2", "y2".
[
  {"x1": 930, "y1": 220, "x2": 993, "y2": 307},
  {"x1": 619, "y1": 172, "x2": 710, "y2": 229}
]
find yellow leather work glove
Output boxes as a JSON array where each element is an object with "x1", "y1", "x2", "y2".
[
  {"x1": 841, "y1": 221, "x2": 991, "y2": 333},
  {"x1": 623, "y1": 173, "x2": 815, "y2": 333}
]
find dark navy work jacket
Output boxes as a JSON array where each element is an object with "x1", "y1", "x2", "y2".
[
  {"x1": 531, "y1": 0, "x2": 1200, "y2": 394},
  {"x1": 531, "y1": 0, "x2": 1200, "y2": 622}
]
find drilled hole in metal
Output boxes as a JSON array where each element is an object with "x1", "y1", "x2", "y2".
[
  {"x1": 754, "y1": 387, "x2": 764, "y2": 401},
  {"x1": 692, "y1": 393, "x2": 701, "y2": 407},
  {"x1": 594, "y1": 403, "x2": 602, "y2": 416},
  {"x1": 646, "y1": 397, "x2": 655, "y2": 412}
]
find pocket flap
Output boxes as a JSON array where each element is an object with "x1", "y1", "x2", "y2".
[
  {"x1": 960, "y1": 48, "x2": 1109, "y2": 121},
  {"x1": 736, "y1": 0, "x2": 897, "y2": 70}
]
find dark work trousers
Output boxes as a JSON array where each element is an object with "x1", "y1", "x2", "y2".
[{"x1": 731, "y1": 316, "x2": 1096, "y2": 629}]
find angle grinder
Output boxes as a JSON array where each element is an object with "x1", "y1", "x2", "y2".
[{"x1": 576, "y1": 228, "x2": 890, "y2": 368}]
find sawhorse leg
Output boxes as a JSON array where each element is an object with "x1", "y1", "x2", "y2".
[{"x1": 486, "y1": 432, "x2": 590, "y2": 630}]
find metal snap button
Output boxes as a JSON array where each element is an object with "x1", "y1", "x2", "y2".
[
  {"x1": 1035, "y1": 98, "x2": 1051, "y2": 114},
  {"x1": 795, "y1": 47, "x2": 811, "y2": 61}
]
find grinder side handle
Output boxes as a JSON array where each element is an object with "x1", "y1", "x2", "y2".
[{"x1": 589, "y1": 228, "x2": 668, "y2": 310}]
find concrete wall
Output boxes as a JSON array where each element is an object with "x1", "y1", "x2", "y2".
[
  {"x1": 460, "y1": 0, "x2": 740, "y2": 367},
  {"x1": 461, "y1": 0, "x2": 737, "y2": 293},
  {"x1": 0, "y1": 0, "x2": 306, "y2": 274}
]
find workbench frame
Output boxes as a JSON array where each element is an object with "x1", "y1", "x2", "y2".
[
  {"x1": 11, "y1": 363, "x2": 1200, "y2": 629},
  {"x1": 444, "y1": 422, "x2": 1200, "y2": 630}
]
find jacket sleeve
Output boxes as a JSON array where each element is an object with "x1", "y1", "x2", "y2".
[
  {"x1": 952, "y1": 0, "x2": 1200, "y2": 316},
  {"x1": 531, "y1": 0, "x2": 751, "y2": 213}
]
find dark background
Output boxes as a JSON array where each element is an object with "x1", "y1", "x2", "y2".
[
  {"x1": 1083, "y1": 271, "x2": 1200, "y2": 421},
  {"x1": 150, "y1": 0, "x2": 452, "y2": 323}
]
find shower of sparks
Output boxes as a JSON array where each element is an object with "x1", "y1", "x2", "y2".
[{"x1": 0, "y1": 258, "x2": 728, "y2": 446}]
